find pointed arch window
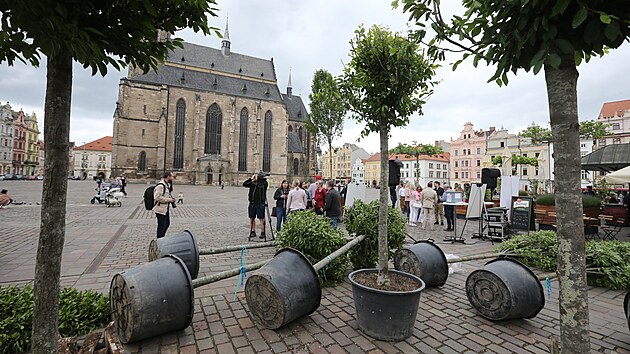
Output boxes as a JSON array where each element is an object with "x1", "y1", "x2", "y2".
[
  {"x1": 205, "y1": 103, "x2": 222, "y2": 154},
  {"x1": 238, "y1": 107, "x2": 248, "y2": 172},
  {"x1": 138, "y1": 151, "x2": 147, "y2": 172},
  {"x1": 288, "y1": 125, "x2": 293, "y2": 133},
  {"x1": 263, "y1": 110, "x2": 272, "y2": 172},
  {"x1": 298, "y1": 127, "x2": 303, "y2": 144},
  {"x1": 293, "y1": 158, "x2": 299, "y2": 176},
  {"x1": 173, "y1": 99, "x2": 185, "y2": 169}
]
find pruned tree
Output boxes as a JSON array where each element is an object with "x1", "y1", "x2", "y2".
[
  {"x1": 398, "y1": 0, "x2": 629, "y2": 350},
  {"x1": 340, "y1": 25, "x2": 437, "y2": 285},
  {"x1": 0, "y1": 1, "x2": 219, "y2": 352},
  {"x1": 579, "y1": 119, "x2": 609, "y2": 140},
  {"x1": 307, "y1": 69, "x2": 347, "y2": 179},
  {"x1": 390, "y1": 141, "x2": 443, "y2": 185},
  {"x1": 521, "y1": 122, "x2": 552, "y2": 144}
]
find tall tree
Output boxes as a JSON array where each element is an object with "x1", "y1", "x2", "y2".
[
  {"x1": 579, "y1": 119, "x2": 609, "y2": 140},
  {"x1": 0, "y1": 1, "x2": 219, "y2": 352},
  {"x1": 399, "y1": 0, "x2": 629, "y2": 350},
  {"x1": 390, "y1": 141, "x2": 443, "y2": 185},
  {"x1": 340, "y1": 25, "x2": 437, "y2": 285},
  {"x1": 306, "y1": 69, "x2": 347, "y2": 179},
  {"x1": 521, "y1": 122, "x2": 552, "y2": 144}
]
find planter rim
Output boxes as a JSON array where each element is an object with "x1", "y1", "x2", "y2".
[{"x1": 348, "y1": 268, "x2": 425, "y2": 295}]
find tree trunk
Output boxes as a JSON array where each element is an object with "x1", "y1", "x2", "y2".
[
  {"x1": 376, "y1": 120, "x2": 390, "y2": 286},
  {"x1": 328, "y1": 140, "x2": 333, "y2": 180},
  {"x1": 544, "y1": 53, "x2": 590, "y2": 352},
  {"x1": 31, "y1": 51, "x2": 73, "y2": 354}
]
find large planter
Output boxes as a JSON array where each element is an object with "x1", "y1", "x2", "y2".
[
  {"x1": 534, "y1": 204, "x2": 601, "y2": 225},
  {"x1": 349, "y1": 269, "x2": 425, "y2": 341}
]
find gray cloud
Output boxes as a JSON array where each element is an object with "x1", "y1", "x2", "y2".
[{"x1": 0, "y1": 0, "x2": 628, "y2": 150}]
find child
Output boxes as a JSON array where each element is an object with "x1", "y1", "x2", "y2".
[{"x1": 177, "y1": 192, "x2": 184, "y2": 204}]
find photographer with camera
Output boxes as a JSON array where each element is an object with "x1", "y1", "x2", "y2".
[
  {"x1": 243, "y1": 172, "x2": 269, "y2": 239},
  {"x1": 273, "y1": 180, "x2": 290, "y2": 231}
]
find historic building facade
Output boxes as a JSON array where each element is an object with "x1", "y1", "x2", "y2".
[
  {"x1": 595, "y1": 99, "x2": 630, "y2": 148},
  {"x1": 321, "y1": 143, "x2": 370, "y2": 180},
  {"x1": 111, "y1": 25, "x2": 315, "y2": 185},
  {"x1": 449, "y1": 122, "x2": 494, "y2": 186},
  {"x1": 72, "y1": 136, "x2": 113, "y2": 180},
  {"x1": 0, "y1": 102, "x2": 14, "y2": 174},
  {"x1": 24, "y1": 113, "x2": 40, "y2": 176}
]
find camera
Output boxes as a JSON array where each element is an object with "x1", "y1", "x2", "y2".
[{"x1": 257, "y1": 171, "x2": 270, "y2": 180}]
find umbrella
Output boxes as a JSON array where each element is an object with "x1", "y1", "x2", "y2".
[{"x1": 603, "y1": 165, "x2": 630, "y2": 185}]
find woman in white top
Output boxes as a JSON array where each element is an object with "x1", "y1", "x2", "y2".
[
  {"x1": 286, "y1": 180, "x2": 307, "y2": 212},
  {"x1": 407, "y1": 182, "x2": 418, "y2": 226}
]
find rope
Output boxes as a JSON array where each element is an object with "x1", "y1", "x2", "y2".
[
  {"x1": 322, "y1": 255, "x2": 334, "y2": 282},
  {"x1": 544, "y1": 276, "x2": 552, "y2": 300},
  {"x1": 233, "y1": 245, "x2": 247, "y2": 300}
]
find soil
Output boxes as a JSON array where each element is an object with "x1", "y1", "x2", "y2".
[{"x1": 353, "y1": 272, "x2": 421, "y2": 292}]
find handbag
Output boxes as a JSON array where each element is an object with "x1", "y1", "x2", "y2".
[
  {"x1": 271, "y1": 206, "x2": 277, "y2": 217},
  {"x1": 412, "y1": 201, "x2": 422, "y2": 208}
]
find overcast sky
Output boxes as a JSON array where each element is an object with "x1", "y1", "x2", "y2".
[{"x1": 0, "y1": 1, "x2": 628, "y2": 153}]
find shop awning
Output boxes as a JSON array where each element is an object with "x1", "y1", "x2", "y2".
[{"x1": 581, "y1": 143, "x2": 630, "y2": 173}]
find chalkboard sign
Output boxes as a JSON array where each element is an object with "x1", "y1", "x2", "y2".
[{"x1": 511, "y1": 196, "x2": 534, "y2": 231}]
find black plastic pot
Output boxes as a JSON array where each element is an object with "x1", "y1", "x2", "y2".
[
  {"x1": 148, "y1": 230, "x2": 199, "y2": 279},
  {"x1": 245, "y1": 248, "x2": 321, "y2": 329},
  {"x1": 349, "y1": 269, "x2": 425, "y2": 341},
  {"x1": 394, "y1": 240, "x2": 448, "y2": 287},
  {"x1": 465, "y1": 258, "x2": 544, "y2": 321},
  {"x1": 110, "y1": 254, "x2": 194, "y2": 343},
  {"x1": 624, "y1": 291, "x2": 630, "y2": 332}
]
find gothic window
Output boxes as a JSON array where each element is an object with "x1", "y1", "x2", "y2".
[
  {"x1": 173, "y1": 98, "x2": 185, "y2": 169},
  {"x1": 238, "y1": 107, "x2": 248, "y2": 172},
  {"x1": 138, "y1": 151, "x2": 147, "y2": 172},
  {"x1": 293, "y1": 158, "x2": 299, "y2": 175},
  {"x1": 263, "y1": 111, "x2": 272, "y2": 172},
  {"x1": 298, "y1": 127, "x2": 303, "y2": 144},
  {"x1": 205, "y1": 103, "x2": 222, "y2": 154},
  {"x1": 288, "y1": 125, "x2": 293, "y2": 133},
  {"x1": 306, "y1": 131, "x2": 311, "y2": 158}
]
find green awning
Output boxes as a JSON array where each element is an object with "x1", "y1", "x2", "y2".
[{"x1": 581, "y1": 143, "x2": 630, "y2": 173}]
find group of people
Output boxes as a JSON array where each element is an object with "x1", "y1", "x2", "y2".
[{"x1": 395, "y1": 181, "x2": 457, "y2": 231}]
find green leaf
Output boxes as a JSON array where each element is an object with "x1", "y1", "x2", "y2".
[
  {"x1": 547, "y1": 53, "x2": 561, "y2": 68},
  {"x1": 574, "y1": 52, "x2": 583, "y2": 66},
  {"x1": 552, "y1": 0, "x2": 570, "y2": 16},
  {"x1": 556, "y1": 39, "x2": 573, "y2": 54},
  {"x1": 572, "y1": 8, "x2": 588, "y2": 28},
  {"x1": 599, "y1": 13, "x2": 611, "y2": 24},
  {"x1": 604, "y1": 22, "x2": 621, "y2": 41},
  {"x1": 533, "y1": 61, "x2": 543, "y2": 75}
]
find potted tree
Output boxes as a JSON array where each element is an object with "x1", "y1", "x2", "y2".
[{"x1": 340, "y1": 24, "x2": 437, "y2": 341}]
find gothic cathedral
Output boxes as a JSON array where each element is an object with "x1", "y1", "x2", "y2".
[{"x1": 111, "y1": 22, "x2": 316, "y2": 185}]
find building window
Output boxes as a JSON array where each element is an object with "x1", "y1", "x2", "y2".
[
  {"x1": 581, "y1": 170, "x2": 589, "y2": 179},
  {"x1": 477, "y1": 147, "x2": 481, "y2": 154},
  {"x1": 205, "y1": 103, "x2": 222, "y2": 154},
  {"x1": 442, "y1": 164, "x2": 446, "y2": 169},
  {"x1": 455, "y1": 161, "x2": 458, "y2": 167},
  {"x1": 429, "y1": 171, "x2": 433, "y2": 178},
  {"x1": 477, "y1": 172, "x2": 480, "y2": 179},
  {"x1": 436, "y1": 164, "x2": 441, "y2": 170},
  {"x1": 143, "y1": 105, "x2": 147, "y2": 115},
  {"x1": 454, "y1": 150, "x2": 458, "y2": 156},
  {"x1": 599, "y1": 139, "x2": 606, "y2": 146},
  {"x1": 429, "y1": 163, "x2": 433, "y2": 168},
  {"x1": 612, "y1": 123, "x2": 620, "y2": 130},
  {"x1": 293, "y1": 158, "x2": 299, "y2": 175},
  {"x1": 173, "y1": 98, "x2": 185, "y2": 169},
  {"x1": 522, "y1": 167, "x2": 528, "y2": 176},
  {"x1": 455, "y1": 172, "x2": 458, "y2": 179},
  {"x1": 238, "y1": 107, "x2": 248, "y2": 172},
  {"x1": 500, "y1": 142, "x2": 505, "y2": 148},
  {"x1": 288, "y1": 125, "x2": 293, "y2": 133},
  {"x1": 298, "y1": 127, "x2": 303, "y2": 144},
  {"x1": 138, "y1": 151, "x2": 147, "y2": 172},
  {"x1": 613, "y1": 138, "x2": 621, "y2": 144},
  {"x1": 263, "y1": 111, "x2": 272, "y2": 172},
  {"x1": 468, "y1": 149, "x2": 471, "y2": 155},
  {"x1": 462, "y1": 149, "x2": 466, "y2": 155},
  {"x1": 477, "y1": 160, "x2": 481, "y2": 167}
]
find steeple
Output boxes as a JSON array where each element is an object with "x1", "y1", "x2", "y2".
[
  {"x1": 221, "y1": 17, "x2": 231, "y2": 56},
  {"x1": 287, "y1": 69, "x2": 292, "y2": 97}
]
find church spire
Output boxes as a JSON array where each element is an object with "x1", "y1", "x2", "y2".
[
  {"x1": 221, "y1": 17, "x2": 231, "y2": 56},
  {"x1": 287, "y1": 69, "x2": 292, "y2": 97}
]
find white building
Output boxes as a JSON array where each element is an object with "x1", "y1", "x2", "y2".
[
  {"x1": 399, "y1": 153, "x2": 451, "y2": 188},
  {"x1": 72, "y1": 136, "x2": 113, "y2": 180},
  {"x1": 351, "y1": 158, "x2": 365, "y2": 183}
]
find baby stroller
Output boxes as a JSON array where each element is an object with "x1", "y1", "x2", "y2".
[
  {"x1": 105, "y1": 187, "x2": 124, "y2": 207},
  {"x1": 91, "y1": 183, "x2": 110, "y2": 204}
]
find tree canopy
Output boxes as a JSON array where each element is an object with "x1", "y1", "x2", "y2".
[
  {"x1": 579, "y1": 119, "x2": 609, "y2": 139},
  {"x1": 520, "y1": 122, "x2": 553, "y2": 144}
]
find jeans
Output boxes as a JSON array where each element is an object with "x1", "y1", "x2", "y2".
[
  {"x1": 389, "y1": 186, "x2": 397, "y2": 207},
  {"x1": 329, "y1": 216, "x2": 340, "y2": 230},
  {"x1": 156, "y1": 210, "x2": 170, "y2": 238},
  {"x1": 444, "y1": 205, "x2": 455, "y2": 229},
  {"x1": 275, "y1": 207, "x2": 287, "y2": 231}
]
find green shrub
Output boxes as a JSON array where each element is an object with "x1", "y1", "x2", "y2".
[
  {"x1": 495, "y1": 231, "x2": 630, "y2": 290},
  {"x1": 518, "y1": 189, "x2": 529, "y2": 196},
  {"x1": 0, "y1": 285, "x2": 110, "y2": 353},
  {"x1": 535, "y1": 193, "x2": 602, "y2": 208},
  {"x1": 344, "y1": 200, "x2": 406, "y2": 269},
  {"x1": 276, "y1": 211, "x2": 349, "y2": 286}
]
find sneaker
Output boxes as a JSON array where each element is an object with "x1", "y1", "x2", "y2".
[
  {"x1": 433, "y1": 222, "x2": 439, "y2": 225},
  {"x1": 441, "y1": 222, "x2": 444, "y2": 225}
]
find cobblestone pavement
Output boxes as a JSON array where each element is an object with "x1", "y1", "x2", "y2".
[{"x1": 1, "y1": 180, "x2": 629, "y2": 353}]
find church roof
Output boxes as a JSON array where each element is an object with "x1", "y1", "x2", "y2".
[
  {"x1": 282, "y1": 93, "x2": 307, "y2": 122},
  {"x1": 287, "y1": 132, "x2": 303, "y2": 153},
  {"x1": 130, "y1": 64, "x2": 283, "y2": 102},
  {"x1": 167, "y1": 42, "x2": 277, "y2": 82}
]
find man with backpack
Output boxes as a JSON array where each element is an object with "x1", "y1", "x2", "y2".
[{"x1": 150, "y1": 171, "x2": 175, "y2": 238}]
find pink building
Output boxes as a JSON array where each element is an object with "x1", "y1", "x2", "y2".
[{"x1": 449, "y1": 122, "x2": 495, "y2": 186}]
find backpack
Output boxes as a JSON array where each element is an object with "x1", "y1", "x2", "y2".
[{"x1": 143, "y1": 182, "x2": 166, "y2": 210}]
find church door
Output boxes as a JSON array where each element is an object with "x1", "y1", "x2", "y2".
[{"x1": 207, "y1": 173, "x2": 213, "y2": 185}]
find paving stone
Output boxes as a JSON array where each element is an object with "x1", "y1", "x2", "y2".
[{"x1": 215, "y1": 343, "x2": 235, "y2": 354}]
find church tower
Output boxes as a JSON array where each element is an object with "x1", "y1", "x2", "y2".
[
  {"x1": 221, "y1": 18, "x2": 231, "y2": 56},
  {"x1": 287, "y1": 69, "x2": 292, "y2": 97}
]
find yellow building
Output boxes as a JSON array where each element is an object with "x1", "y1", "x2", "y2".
[
  {"x1": 321, "y1": 143, "x2": 370, "y2": 179},
  {"x1": 24, "y1": 112, "x2": 41, "y2": 176}
]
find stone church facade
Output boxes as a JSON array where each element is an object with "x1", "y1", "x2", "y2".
[{"x1": 111, "y1": 25, "x2": 315, "y2": 185}]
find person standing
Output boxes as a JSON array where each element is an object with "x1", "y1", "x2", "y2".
[
  {"x1": 407, "y1": 182, "x2": 419, "y2": 226},
  {"x1": 177, "y1": 191, "x2": 184, "y2": 204},
  {"x1": 433, "y1": 181, "x2": 445, "y2": 226},
  {"x1": 243, "y1": 173, "x2": 269, "y2": 239},
  {"x1": 120, "y1": 175, "x2": 127, "y2": 196},
  {"x1": 313, "y1": 180, "x2": 327, "y2": 215},
  {"x1": 221, "y1": 180, "x2": 225, "y2": 190},
  {"x1": 415, "y1": 186, "x2": 424, "y2": 224},
  {"x1": 404, "y1": 182, "x2": 413, "y2": 220},
  {"x1": 308, "y1": 177, "x2": 320, "y2": 206},
  {"x1": 442, "y1": 185, "x2": 454, "y2": 231},
  {"x1": 286, "y1": 180, "x2": 307, "y2": 213},
  {"x1": 324, "y1": 180, "x2": 342, "y2": 229},
  {"x1": 273, "y1": 180, "x2": 290, "y2": 231},
  {"x1": 421, "y1": 182, "x2": 438, "y2": 231},
  {"x1": 398, "y1": 182, "x2": 406, "y2": 213},
  {"x1": 153, "y1": 171, "x2": 175, "y2": 238},
  {"x1": 301, "y1": 181, "x2": 313, "y2": 209}
]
